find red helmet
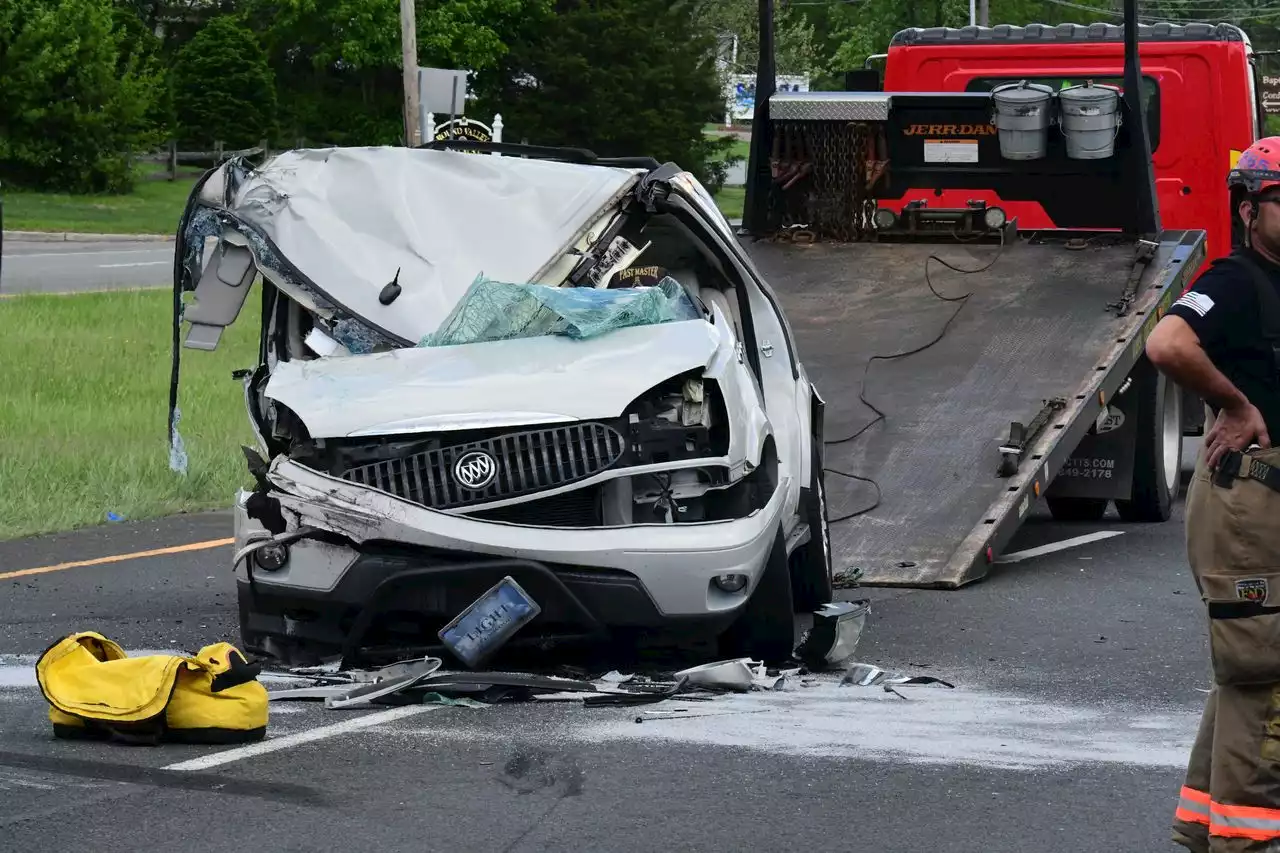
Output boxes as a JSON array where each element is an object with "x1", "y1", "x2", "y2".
[{"x1": 1228, "y1": 137, "x2": 1280, "y2": 195}]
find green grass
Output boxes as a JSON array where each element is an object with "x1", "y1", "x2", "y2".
[
  {"x1": 0, "y1": 289, "x2": 260, "y2": 540},
  {"x1": 713, "y1": 186, "x2": 745, "y2": 221},
  {"x1": 3, "y1": 168, "x2": 199, "y2": 235}
]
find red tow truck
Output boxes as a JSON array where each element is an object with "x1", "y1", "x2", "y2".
[
  {"x1": 874, "y1": 20, "x2": 1264, "y2": 282},
  {"x1": 868, "y1": 20, "x2": 1267, "y2": 440}
]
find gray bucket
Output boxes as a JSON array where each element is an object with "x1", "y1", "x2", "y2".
[
  {"x1": 1059, "y1": 82, "x2": 1122, "y2": 160},
  {"x1": 991, "y1": 80, "x2": 1055, "y2": 160}
]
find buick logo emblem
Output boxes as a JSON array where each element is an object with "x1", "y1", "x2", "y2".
[{"x1": 453, "y1": 450, "x2": 498, "y2": 490}]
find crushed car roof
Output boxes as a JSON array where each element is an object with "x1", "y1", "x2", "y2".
[{"x1": 222, "y1": 146, "x2": 647, "y2": 344}]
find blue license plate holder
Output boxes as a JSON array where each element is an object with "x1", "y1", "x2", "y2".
[{"x1": 438, "y1": 576, "x2": 542, "y2": 669}]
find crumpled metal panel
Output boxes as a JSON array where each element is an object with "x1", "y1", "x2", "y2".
[{"x1": 769, "y1": 92, "x2": 892, "y2": 123}]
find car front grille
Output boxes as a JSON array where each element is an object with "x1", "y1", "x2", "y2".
[
  {"x1": 339, "y1": 422, "x2": 627, "y2": 511},
  {"x1": 466, "y1": 487, "x2": 603, "y2": 528}
]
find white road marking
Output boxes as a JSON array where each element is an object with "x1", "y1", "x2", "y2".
[
  {"x1": 995, "y1": 530, "x2": 1124, "y2": 564},
  {"x1": 97, "y1": 261, "x2": 169, "y2": 268},
  {"x1": 6, "y1": 249, "x2": 170, "y2": 260},
  {"x1": 162, "y1": 705, "x2": 441, "y2": 771}
]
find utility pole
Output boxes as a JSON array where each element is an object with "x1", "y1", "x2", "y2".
[
  {"x1": 742, "y1": 0, "x2": 775, "y2": 234},
  {"x1": 979, "y1": 0, "x2": 989, "y2": 26},
  {"x1": 400, "y1": 0, "x2": 420, "y2": 146}
]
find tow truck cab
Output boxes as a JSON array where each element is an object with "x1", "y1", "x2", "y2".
[{"x1": 877, "y1": 22, "x2": 1263, "y2": 279}]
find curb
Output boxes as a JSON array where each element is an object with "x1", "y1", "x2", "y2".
[{"x1": 3, "y1": 230, "x2": 174, "y2": 243}]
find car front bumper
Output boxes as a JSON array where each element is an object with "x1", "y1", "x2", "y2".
[{"x1": 232, "y1": 458, "x2": 790, "y2": 663}]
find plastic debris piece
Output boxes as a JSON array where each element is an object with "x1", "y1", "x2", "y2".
[
  {"x1": 324, "y1": 667, "x2": 442, "y2": 709},
  {"x1": 419, "y1": 692, "x2": 489, "y2": 709},
  {"x1": 106, "y1": 512, "x2": 125, "y2": 523},
  {"x1": 168, "y1": 406, "x2": 189, "y2": 476},
  {"x1": 795, "y1": 600, "x2": 870, "y2": 670},
  {"x1": 840, "y1": 663, "x2": 955, "y2": 689},
  {"x1": 600, "y1": 670, "x2": 634, "y2": 684},
  {"x1": 752, "y1": 666, "x2": 802, "y2": 691},
  {"x1": 674, "y1": 658, "x2": 757, "y2": 692},
  {"x1": 420, "y1": 273, "x2": 701, "y2": 348},
  {"x1": 343, "y1": 656, "x2": 442, "y2": 684},
  {"x1": 582, "y1": 677, "x2": 689, "y2": 707}
]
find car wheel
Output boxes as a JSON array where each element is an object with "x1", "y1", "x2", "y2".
[
  {"x1": 719, "y1": 531, "x2": 796, "y2": 664},
  {"x1": 792, "y1": 446, "x2": 833, "y2": 611}
]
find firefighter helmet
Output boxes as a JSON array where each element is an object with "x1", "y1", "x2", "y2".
[{"x1": 1228, "y1": 137, "x2": 1280, "y2": 195}]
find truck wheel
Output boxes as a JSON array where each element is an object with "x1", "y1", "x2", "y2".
[
  {"x1": 720, "y1": 531, "x2": 796, "y2": 664},
  {"x1": 1181, "y1": 387, "x2": 1205, "y2": 437},
  {"x1": 1045, "y1": 497, "x2": 1109, "y2": 522},
  {"x1": 792, "y1": 447, "x2": 834, "y2": 611},
  {"x1": 1115, "y1": 358, "x2": 1182, "y2": 523}
]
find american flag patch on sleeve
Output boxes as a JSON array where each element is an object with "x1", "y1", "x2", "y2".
[{"x1": 1173, "y1": 292, "x2": 1215, "y2": 317}]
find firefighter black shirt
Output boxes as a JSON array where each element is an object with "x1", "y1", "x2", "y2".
[{"x1": 1165, "y1": 247, "x2": 1280, "y2": 438}]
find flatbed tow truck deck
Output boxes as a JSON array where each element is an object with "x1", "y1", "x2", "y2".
[
  {"x1": 734, "y1": 0, "x2": 1206, "y2": 590},
  {"x1": 749, "y1": 231, "x2": 1201, "y2": 587}
]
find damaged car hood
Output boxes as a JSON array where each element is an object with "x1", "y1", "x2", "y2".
[
  {"x1": 226, "y1": 147, "x2": 645, "y2": 343},
  {"x1": 263, "y1": 318, "x2": 727, "y2": 438}
]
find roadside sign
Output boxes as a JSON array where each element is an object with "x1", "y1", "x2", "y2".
[
  {"x1": 418, "y1": 67, "x2": 471, "y2": 116},
  {"x1": 1262, "y1": 71, "x2": 1280, "y2": 115}
]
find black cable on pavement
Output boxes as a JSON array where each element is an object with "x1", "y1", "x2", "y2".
[{"x1": 822, "y1": 229, "x2": 1008, "y2": 524}]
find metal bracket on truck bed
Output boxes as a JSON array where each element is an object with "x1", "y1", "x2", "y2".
[
  {"x1": 998, "y1": 398, "x2": 1068, "y2": 477},
  {"x1": 1106, "y1": 239, "x2": 1159, "y2": 317}
]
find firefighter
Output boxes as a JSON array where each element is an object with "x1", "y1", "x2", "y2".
[{"x1": 1145, "y1": 136, "x2": 1280, "y2": 852}]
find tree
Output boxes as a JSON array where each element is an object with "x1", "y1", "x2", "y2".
[
  {"x1": 0, "y1": 0, "x2": 166, "y2": 192},
  {"x1": 694, "y1": 0, "x2": 821, "y2": 78},
  {"x1": 172, "y1": 16, "x2": 278, "y2": 148},
  {"x1": 237, "y1": 0, "x2": 548, "y2": 145},
  {"x1": 476, "y1": 0, "x2": 734, "y2": 190}
]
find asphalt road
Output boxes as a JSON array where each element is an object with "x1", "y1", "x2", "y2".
[
  {"x1": 0, "y1": 240, "x2": 173, "y2": 295},
  {"x1": 0, "y1": 488, "x2": 1209, "y2": 852}
]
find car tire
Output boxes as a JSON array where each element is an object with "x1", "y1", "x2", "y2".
[
  {"x1": 792, "y1": 447, "x2": 834, "y2": 612},
  {"x1": 1115, "y1": 358, "x2": 1182, "y2": 523},
  {"x1": 1045, "y1": 496, "x2": 1109, "y2": 522},
  {"x1": 719, "y1": 531, "x2": 795, "y2": 664}
]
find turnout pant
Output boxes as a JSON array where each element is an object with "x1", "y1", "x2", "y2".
[{"x1": 1174, "y1": 447, "x2": 1280, "y2": 852}]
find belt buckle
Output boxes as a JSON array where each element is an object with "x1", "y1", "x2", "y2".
[{"x1": 1213, "y1": 450, "x2": 1244, "y2": 489}]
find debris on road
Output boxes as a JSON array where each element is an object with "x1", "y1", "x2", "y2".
[
  {"x1": 794, "y1": 600, "x2": 870, "y2": 670},
  {"x1": 674, "y1": 659, "x2": 756, "y2": 692},
  {"x1": 840, "y1": 663, "x2": 956, "y2": 690}
]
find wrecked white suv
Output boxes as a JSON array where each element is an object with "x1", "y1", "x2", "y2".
[{"x1": 169, "y1": 143, "x2": 831, "y2": 667}]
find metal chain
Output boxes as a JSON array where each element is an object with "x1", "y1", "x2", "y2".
[{"x1": 766, "y1": 119, "x2": 877, "y2": 243}]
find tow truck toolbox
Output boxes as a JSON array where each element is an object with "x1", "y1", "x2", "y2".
[{"x1": 738, "y1": 0, "x2": 1205, "y2": 588}]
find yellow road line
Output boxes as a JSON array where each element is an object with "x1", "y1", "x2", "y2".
[{"x1": 0, "y1": 538, "x2": 234, "y2": 580}]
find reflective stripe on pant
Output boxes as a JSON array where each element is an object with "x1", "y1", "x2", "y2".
[
  {"x1": 1174, "y1": 447, "x2": 1280, "y2": 853},
  {"x1": 1212, "y1": 802, "x2": 1280, "y2": 842},
  {"x1": 1178, "y1": 785, "x2": 1212, "y2": 826}
]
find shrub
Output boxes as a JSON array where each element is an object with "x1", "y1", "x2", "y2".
[
  {"x1": 171, "y1": 16, "x2": 279, "y2": 150},
  {"x1": 0, "y1": 0, "x2": 166, "y2": 193}
]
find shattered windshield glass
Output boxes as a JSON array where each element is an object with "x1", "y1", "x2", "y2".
[{"x1": 419, "y1": 274, "x2": 702, "y2": 348}]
